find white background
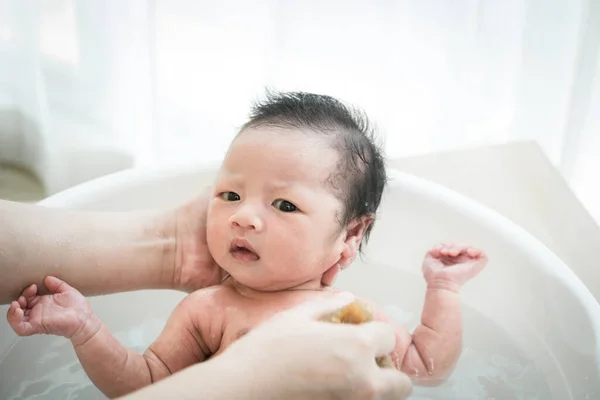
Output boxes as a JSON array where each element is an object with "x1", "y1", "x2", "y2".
[{"x1": 0, "y1": 0, "x2": 598, "y2": 221}]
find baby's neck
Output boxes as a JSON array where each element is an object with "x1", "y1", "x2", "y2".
[{"x1": 226, "y1": 277, "x2": 328, "y2": 300}]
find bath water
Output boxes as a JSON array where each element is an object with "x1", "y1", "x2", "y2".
[{"x1": 0, "y1": 263, "x2": 565, "y2": 399}]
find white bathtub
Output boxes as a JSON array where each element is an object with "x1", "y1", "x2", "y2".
[{"x1": 1, "y1": 165, "x2": 599, "y2": 399}]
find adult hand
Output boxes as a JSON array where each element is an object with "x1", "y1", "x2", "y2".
[
  {"x1": 171, "y1": 188, "x2": 224, "y2": 292},
  {"x1": 214, "y1": 293, "x2": 413, "y2": 400}
]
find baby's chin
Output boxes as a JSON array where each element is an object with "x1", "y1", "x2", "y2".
[
  {"x1": 225, "y1": 268, "x2": 320, "y2": 292},
  {"x1": 229, "y1": 274, "x2": 291, "y2": 292}
]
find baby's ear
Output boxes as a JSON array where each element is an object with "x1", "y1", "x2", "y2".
[{"x1": 339, "y1": 216, "x2": 373, "y2": 268}]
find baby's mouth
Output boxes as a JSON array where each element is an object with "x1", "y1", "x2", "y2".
[{"x1": 230, "y1": 239, "x2": 260, "y2": 262}]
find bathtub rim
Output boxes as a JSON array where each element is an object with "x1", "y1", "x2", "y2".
[{"x1": 36, "y1": 164, "x2": 600, "y2": 359}]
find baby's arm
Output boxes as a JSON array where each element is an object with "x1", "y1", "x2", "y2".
[
  {"x1": 391, "y1": 285, "x2": 462, "y2": 384},
  {"x1": 7, "y1": 276, "x2": 218, "y2": 398},
  {"x1": 380, "y1": 244, "x2": 487, "y2": 385},
  {"x1": 74, "y1": 295, "x2": 216, "y2": 398}
]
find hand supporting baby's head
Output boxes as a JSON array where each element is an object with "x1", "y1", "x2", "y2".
[{"x1": 205, "y1": 91, "x2": 387, "y2": 291}]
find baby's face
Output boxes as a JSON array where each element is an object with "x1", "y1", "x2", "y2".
[{"x1": 207, "y1": 126, "x2": 348, "y2": 291}]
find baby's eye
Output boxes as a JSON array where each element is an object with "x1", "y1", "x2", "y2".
[
  {"x1": 219, "y1": 191, "x2": 241, "y2": 201},
  {"x1": 272, "y1": 199, "x2": 298, "y2": 212}
]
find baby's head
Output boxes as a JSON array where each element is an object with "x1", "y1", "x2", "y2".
[{"x1": 207, "y1": 91, "x2": 386, "y2": 291}]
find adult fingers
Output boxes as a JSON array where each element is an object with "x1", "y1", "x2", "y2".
[
  {"x1": 356, "y1": 321, "x2": 396, "y2": 357},
  {"x1": 372, "y1": 368, "x2": 413, "y2": 400}
]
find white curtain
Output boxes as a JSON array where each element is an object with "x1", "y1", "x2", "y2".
[{"x1": 1, "y1": 0, "x2": 599, "y2": 220}]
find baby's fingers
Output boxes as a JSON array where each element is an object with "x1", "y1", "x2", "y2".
[
  {"x1": 15, "y1": 290, "x2": 36, "y2": 311},
  {"x1": 21, "y1": 284, "x2": 38, "y2": 303},
  {"x1": 426, "y1": 248, "x2": 442, "y2": 259},
  {"x1": 449, "y1": 243, "x2": 473, "y2": 257},
  {"x1": 448, "y1": 259, "x2": 487, "y2": 278},
  {"x1": 438, "y1": 243, "x2": 465, "y2": 257},
  {"x1": 466, "y1": 247, "x2": 482, "y2": 258},
  {"x1": 6, "y1": 302, "x2": 36, "y2": 336},
  {"x1": 23, "y1": 283, "x2": 37, "y2": 296}
]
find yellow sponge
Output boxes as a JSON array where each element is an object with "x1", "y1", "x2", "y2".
[{"x1": 323, "y1": 299, "x2": 394, "y2": 368}]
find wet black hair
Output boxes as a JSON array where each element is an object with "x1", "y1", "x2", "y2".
[{"x1": 240, "y1": 90, "x2": 387, "y2": 248}]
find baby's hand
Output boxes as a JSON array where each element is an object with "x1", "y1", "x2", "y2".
[
  {"x1": 6, "y1": 276, "x2": 99, "y2": 343},
  {"x1": 422, "y1": 243, "x2": 488, "y2": 291}
]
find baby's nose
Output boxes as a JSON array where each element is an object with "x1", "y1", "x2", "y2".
[{"x1": 229, "y1": 205, "x2": 263, "y2": 231}]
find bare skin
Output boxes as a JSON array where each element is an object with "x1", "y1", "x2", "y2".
[
  {"x1": 119, "y1": 294, "x2": 413, "y2": 400},
  {"x1": 0, "y1": 195, "x2": 339, "y2": 305},
  {"x1": 0, "y1": 195, "x2": 211, "y2": 304},
  {"x1": 7, "y1": 243, "x2": 487, "y2": 398}
]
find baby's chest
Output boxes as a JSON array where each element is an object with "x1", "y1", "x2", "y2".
[{"x1": 213, "y1": 291, "x2": 332, "y2": 356}]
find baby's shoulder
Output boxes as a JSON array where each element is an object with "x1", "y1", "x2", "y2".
[
  {"x1": 176, "y1": 285, "x2": 233, "y2": 330},
  {"x1": 179, "y1": 284, "x2": 235, "y2": 312},
  {"x1": 188, "y1": 284, "x2": 227, "y2": 298}
]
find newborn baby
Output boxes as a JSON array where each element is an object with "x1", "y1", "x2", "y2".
[{"x1": 7, "y1": 92, "x2": 487, "y2": 398}]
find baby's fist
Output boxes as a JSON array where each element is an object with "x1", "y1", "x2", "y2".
[
  {"x1": 6, "y1": 276, "x2": 98, "y2": 343},
  {"x1": 422, "y1": 243, "x2": 488, "y2": 290}
]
